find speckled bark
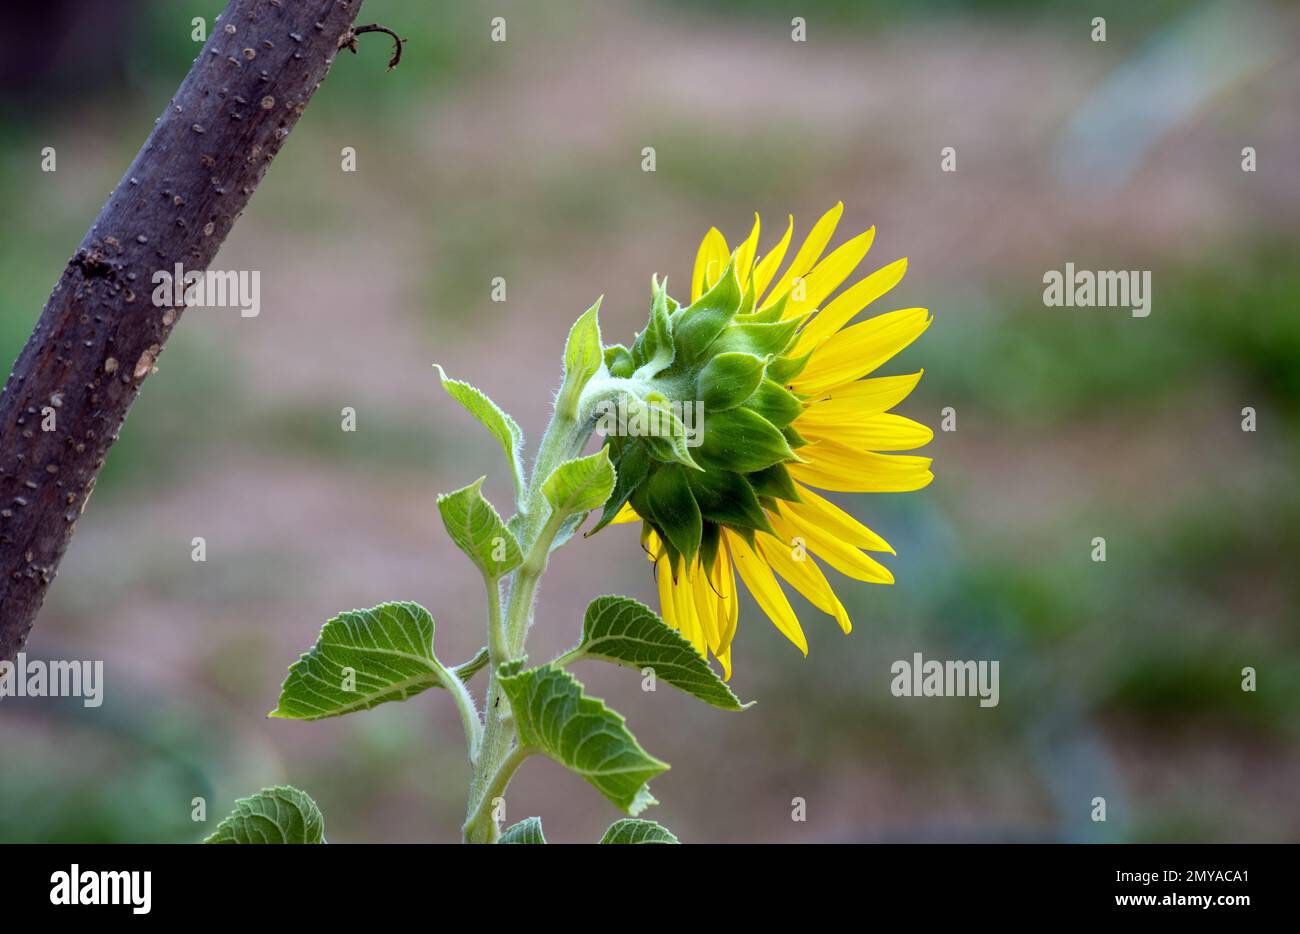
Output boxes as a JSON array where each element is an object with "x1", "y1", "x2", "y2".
[{"x1": 0, "y1": 0, "x2": 367, "y2": 660}]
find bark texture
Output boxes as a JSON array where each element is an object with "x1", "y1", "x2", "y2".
[{"x1": 0, "y1": 0, "x2": 369, "y2": 660}]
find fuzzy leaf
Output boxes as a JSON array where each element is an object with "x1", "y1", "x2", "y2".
[
  {"x1": 599, "y1": 818, "x2": 680, "y2": 844},
  {"x1": 500, "y1": 817, "x2": 547, "y2": 844},
  {"x1": 576, "y1": 595, "x2": 748, "y2": 710},
  {"x1": 271, "y1": 602, "x2": 448, "y2": 720},
  {"x1": 497, "y1": 661, "x2": 669, "y2": 815},
  {"x1": 204, "y1": 786, "x2": 325, "y2": 844},
  {"x1": 558, "y1": 297, "x2": 604, "y2": 416},
  {"x1": 542, "y1": 448, "x2": 616, "y2": 518},
  {"x1": 434, "y1": 365, "x2": 526, "y2": 501},
  {"x1": 438, "y1": 477, "x2": 524, "y2": 580}
]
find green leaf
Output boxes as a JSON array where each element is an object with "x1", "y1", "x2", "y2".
[
  {"x1": 204, "y1": 786, "x2": 325, "y2": 844},
  {"x1": 542, "y1": 448, "x2": 616, "y2": 518},
  {"x1": 558, "y1": 297, "x2": 604, "y2": 417},
  {"x1": 500, "y1": 816, "x2": 547, "y2": 844},
  {"x1": 434, "y1": 365, "x2": 526, "y2": 501},
  {"x1": 697, "y1": 351, "x2": 766, "y2": 411},
  {"x1": 497, "y1": 661, "x2": 669, "y2": 815},
  {"x1": 437, "y1": 477, "x2": 524, "y2": 579},
  {"x1": 599, "y1": 818, "x2": 680, "y2": 844},
  {"x1": 575, "y1": 595, "x2": 748, "y2": 710},
  {"x1": 271, "y1": 602, "x2": 450, "y2": 720}
]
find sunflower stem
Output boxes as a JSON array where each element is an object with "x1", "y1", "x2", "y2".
[{"x1": 462, "y1": 394, "x2": 604, "y2": 843}]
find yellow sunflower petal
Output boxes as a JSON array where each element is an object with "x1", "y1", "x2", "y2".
[
  {"x1": 757, "y1": 531, "x2": 852, "y2": 634},
  {"x1": 798, "y1": 412, "x2": 934, "y2": 452},
  {"x1": 791, "y1": 307, "x2": 932, "y2": 396},
  {"x1": 760, "y1": 202, "x2": 843, "y2": 310},
  {"x1": 785, "y1": 483, "x2": 894, "y2": 554},
  {"x1": 727, "y1": 530, "x2": 808, "y2": 655},
  {"x1": 659, "y1": 553, "x2": 707, "y2": 656},
  {"x1": 795, "y1": 257, "x2": 909, "y2": 352},
  {"x1": 711, "y1": 545, "x2": 739, "y2": 656},
  {"x1": 690, "y1": 559, "x2": 723, "y2": 652},
  {"x1": 797, "y1": 370, "x2": 923, "y2": 414},
  {"x1": 734, "y1": 214, "x2": 761, "y2": 291},
  {"x1": 716, "y1": 644, "x2": 733, "y2": 681},
  {"x1": 789, "y1": 443, "x2": 934, "y2": 493},
  {"x1": 751, "y1": 215, "x2": 793, "y2": 302},
  {"x1": 770, "y1": 508, "x2": 894, "y2": 585},
  {"x1": 782, "y1": 226, "x2": 876, "y2": 319},
  {"x1": 611, "y1": 502, "x2": 640, "y2": 525},
  {"x1": 692, "y1": 227, "x2": 730, "y2": 302}
]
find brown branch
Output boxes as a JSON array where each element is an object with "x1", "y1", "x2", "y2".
[{"x1": 0, "y1": 0, "x2": 375, "y2": 661}]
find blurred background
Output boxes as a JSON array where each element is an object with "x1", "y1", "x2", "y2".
[{"x1": 1, "y1": 0, "x2": 1297, "y2": 843}]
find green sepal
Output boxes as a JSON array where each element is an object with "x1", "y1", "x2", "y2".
[
  {"x1": 743, "y1": 378, "x2": 804, "y2": 429},
  {"x1": 675, "y1": 259, "x2": 742, "y2": 364},
  {"x1": 636, "y1": 464, "x2": 702, "y2": 567},
  {"x1": 637, "y1": 395, "x2": 704, "y2": 471},
  {"x1": 699, "y1": 520, "x2": 721, "y2": 571},
  {"x1": 765, "y1": 349, "x2": 813, "y2": 384},
  {"x1": 588, "y1": 440, "x2": 650, "y2": 536},
  {"x1": 782, "y1": 423, "x2": 811, "y2": 451},
  {"x1": 697, "y1": 351, "x2": 766, "y2": 412},
  {"x1": 747, "y1": 463, "x2": 802, "y2": 503},
  {"x1": 736, "y1": 278, "x2": 756, "y2": 317},
  {"x1": 686, "y1": 465, "x2": 775, "y2": 535},
  {"x1": 697, "y1": 406, "x2": 797, "y2": 474},
  {"x1": 631, "y1": 277, "x2": 676, "y2": 377},
  {"x1": 705, "y1": 313, "x2": 804, "y2": 358},
  {"x1": 604, "y1": 344, "x2": 635, "y2": 379}
]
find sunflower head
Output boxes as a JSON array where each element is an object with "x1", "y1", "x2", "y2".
[
  {"x1": 590, "y1": 204, "x2": 933, "y2": 678},
  {"x1": 591, "y1": 257, "x2": 810, "y2": 579}
]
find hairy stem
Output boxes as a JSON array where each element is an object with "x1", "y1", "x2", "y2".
[
  {"x1": 436, "y1": 664, "x2": 481, "y2": 763},
  {"x1": 461, "y1": 397, "x2": 601, "y2": 843}
]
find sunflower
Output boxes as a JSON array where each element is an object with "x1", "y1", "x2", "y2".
[{"x1": 597, "y1": 203, "x2": 932, "y2": 678}]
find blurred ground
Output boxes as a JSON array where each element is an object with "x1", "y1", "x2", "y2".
[{"x1": 1, "y1": 0, "x2": 1298, "y2": 843}]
